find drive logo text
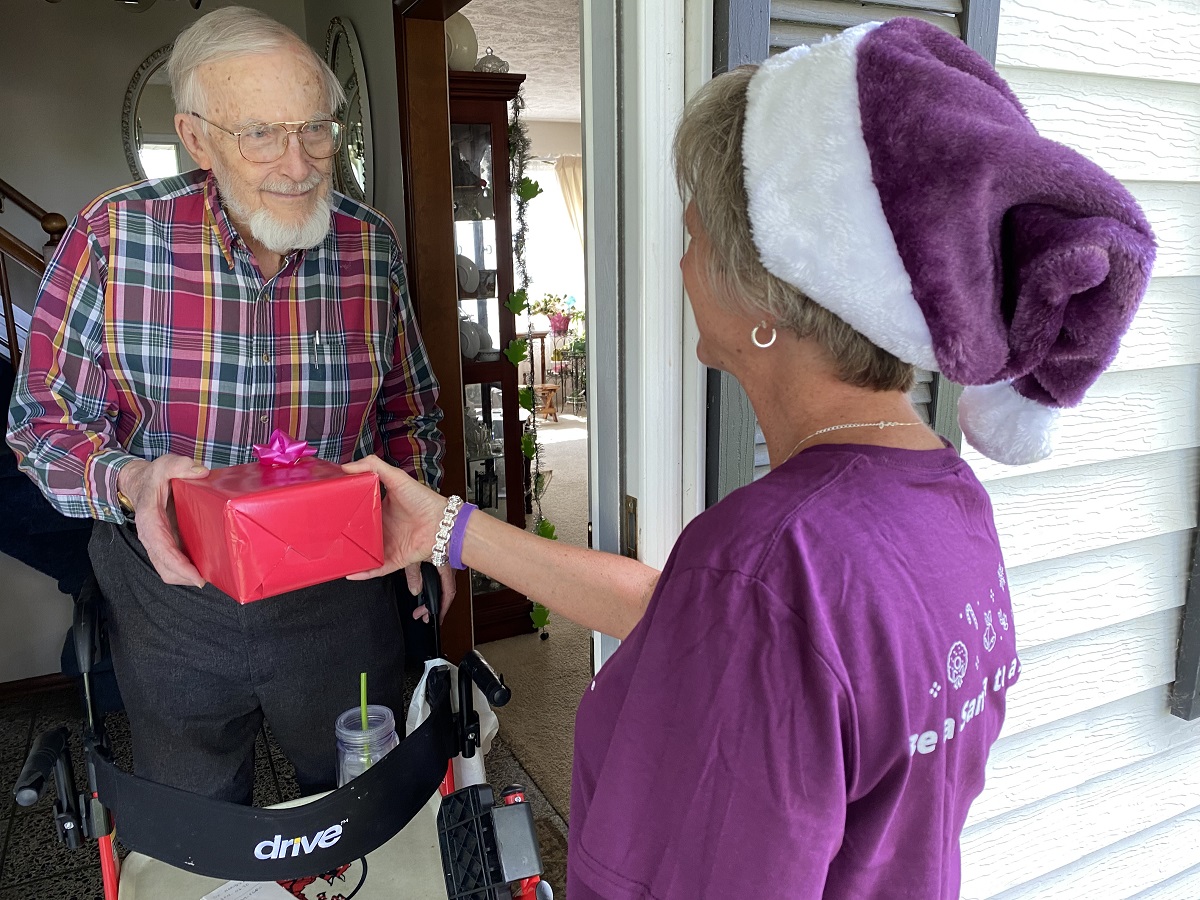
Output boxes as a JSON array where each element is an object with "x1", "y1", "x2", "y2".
[{"x1": 254, "y1": 823, "x2": 344, "y2": 860}]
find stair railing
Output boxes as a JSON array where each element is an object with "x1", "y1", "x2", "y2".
[{"x1": 0, "y1": 177, "x2": 67, "y2": 372}]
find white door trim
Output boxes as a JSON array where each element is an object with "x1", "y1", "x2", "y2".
[
  {"x1": 583, "y1": 0, "x2": 713, "y2": 672},
  {"x1": 581, "y1": 0, "x2": 624, "y2": 673}
]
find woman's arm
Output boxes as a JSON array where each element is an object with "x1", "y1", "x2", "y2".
[
  {"x1": 344, "y1": 455, "x2": 659, "y2": 639},
  {"x1": 462, "y1": 511, "x2": 658, "y2": 639}
]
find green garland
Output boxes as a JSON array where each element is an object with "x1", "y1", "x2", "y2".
[{"x1": 506, "y1": 85, "x2": 552, "y2": 634}]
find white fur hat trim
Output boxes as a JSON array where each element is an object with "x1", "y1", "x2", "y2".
[
  {"x1": 959, "y1": 381, "x2": 1060, "y2": 466},
  {"x1": 743, "y1": 22, "x2": 938, "y2": 371}
]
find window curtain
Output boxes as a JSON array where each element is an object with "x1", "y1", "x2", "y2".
[{"x1": 554, "y1": 155, "x2": 585, "y2": 249}]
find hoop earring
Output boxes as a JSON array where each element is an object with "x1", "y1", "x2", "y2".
[{"x1": 751, "y1": 322, "x2": 777, "y2": 349}]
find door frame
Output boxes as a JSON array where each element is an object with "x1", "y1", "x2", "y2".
[{"x1": 582, "y1": 0, "x2": 713, "y2": 671}]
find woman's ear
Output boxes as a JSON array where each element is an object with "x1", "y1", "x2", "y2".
[{"x1": 174, "y1": 113, "x2": 213, "y2": 171}]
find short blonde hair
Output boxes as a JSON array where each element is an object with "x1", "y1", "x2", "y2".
[
  {"x1": 674, "y1": 66, "x2": 915, "y2": 393},
  {"x1": 169, "y1": 6, "x2": 345, "y2": 119}
]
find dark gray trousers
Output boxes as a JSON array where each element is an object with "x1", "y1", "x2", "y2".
[{"x1": 89, "y1": 522, "x2": 406, "y2": 804}]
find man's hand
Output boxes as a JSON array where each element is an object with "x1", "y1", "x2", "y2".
[
  {"x1": 118, "y1": 455, "x2": 209, "y2": 587},
  {"x1": 342, "y1": 456, "x2": 458, "y2": 620}
]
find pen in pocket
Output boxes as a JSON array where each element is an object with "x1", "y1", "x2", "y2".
[{"x1": 312, "y1": 329, "x2": 322, "y2": 370}]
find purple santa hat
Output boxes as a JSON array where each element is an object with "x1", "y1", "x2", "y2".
[{"x1": 742, "y1": 18, "x2": 1156, "y2": 465}]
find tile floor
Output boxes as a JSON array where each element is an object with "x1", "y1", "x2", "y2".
[{"x1": 0, "y1": 681, "x2": 568, "y2": 899}]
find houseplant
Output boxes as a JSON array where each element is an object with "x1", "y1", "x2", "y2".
[{"x1": 528, "y1": 293, "x2": 576, "y2": 335}]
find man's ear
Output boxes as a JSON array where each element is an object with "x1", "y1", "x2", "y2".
[{"x1": 175, "y1": 113, "x2": 213, "y2": 171}]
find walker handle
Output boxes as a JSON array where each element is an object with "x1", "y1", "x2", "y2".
[
  {"x1": 460, "y1": 650, "x2": 512, "y2": 708},
  {"x1": 15, "y1": 727, "x2": 69, "y2": 807}
]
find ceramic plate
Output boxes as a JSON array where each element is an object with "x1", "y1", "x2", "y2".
[
  {"x1": 445, "y1": 13, "x2": 478, "y2": 72},
  {"x1": 459, "y1": 319, "x2": 480, "y2": 359},
  {"x1": 456, "y1": 254, "x2": 480, "y2": 293}
]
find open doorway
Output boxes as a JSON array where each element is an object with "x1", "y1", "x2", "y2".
[
  {"x1": 452, "y1": 0, "x2": 590, "y2": 831},
  {"x1": 515, "y1": 139, "x2": 588, "y2": 549}
]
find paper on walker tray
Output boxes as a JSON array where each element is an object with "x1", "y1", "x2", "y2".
[
  {"x1": 407, "y1": 657, "x2": 498, "y2": 788},
  {"x1": 202, "y1": 880, "x2": 294, "y2": 900}
]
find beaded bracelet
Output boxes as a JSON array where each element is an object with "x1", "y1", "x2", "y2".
[
  {"x1": 430, "y1": 495, "x2": 464, "y2": 568},
  {"x1": 448, "y1": 502, "x2": 477, "y2": 570}
]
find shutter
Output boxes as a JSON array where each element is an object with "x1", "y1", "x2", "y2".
[
  {"x1": 910, "y1": 368, "x2": 933, "y2": 424},
  {"x1": 754, "y1": 423, "x2": 771, "y2": 481},
  {"x1": 770, "y1": 0, "x2": 961, "y2": 53}
]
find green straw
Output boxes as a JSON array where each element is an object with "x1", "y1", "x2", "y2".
[
  {"x1": 360, "y1": 672, "x2": 369, "y2": 772},
  {"x1": 360, "y1": 672, "x2": 369, "y2": 730}
]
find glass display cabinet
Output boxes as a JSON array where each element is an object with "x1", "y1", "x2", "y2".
[{"x1": 449, "y1": 71, "x2": 532, "y2": 644}]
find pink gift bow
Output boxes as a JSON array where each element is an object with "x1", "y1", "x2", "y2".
[{"x1": 252, "y1": 429, "x2": 319, "y2": 467}]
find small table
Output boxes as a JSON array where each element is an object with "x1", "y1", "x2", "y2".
[{"x1": 533, "y1": 384, "x2": 559, "y2": 422}]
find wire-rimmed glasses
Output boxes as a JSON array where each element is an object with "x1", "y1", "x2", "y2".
[{"x1": 190, "y1": 112, "x2": 342, "y2": 163}]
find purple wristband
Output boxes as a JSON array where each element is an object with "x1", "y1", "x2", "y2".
[{"x1": 448, "y1": 502, "x2": 477, "y2": 570}]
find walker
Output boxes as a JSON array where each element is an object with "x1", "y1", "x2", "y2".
[{"x1": 13, "y1": 565, "x2": 552, "y2": 899}]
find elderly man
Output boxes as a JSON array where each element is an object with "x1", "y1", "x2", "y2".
[{"x1": 7, "y1": 6, "x2": 446, "y2": 802}]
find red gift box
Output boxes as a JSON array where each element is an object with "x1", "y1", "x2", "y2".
[{"x1": 172, "y1": 455, "x2": 383, "y2": 603}]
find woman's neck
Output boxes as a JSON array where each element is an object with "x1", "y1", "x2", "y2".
[{"x1": 737, "y1": 340, "x2": 939, "y2": 468}]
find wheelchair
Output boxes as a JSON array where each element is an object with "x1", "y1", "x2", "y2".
[{"x1": 14, "y1": 565, "x2": 552, "y2": 900}]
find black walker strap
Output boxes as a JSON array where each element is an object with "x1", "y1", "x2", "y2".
[{"x1": 92, "y1": 670, "x2": 456, "y2": 881}]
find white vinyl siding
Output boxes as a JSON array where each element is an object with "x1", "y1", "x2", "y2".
[
  {"x1": 760, "y1": 1, "x2": 1200, "y2": 892},
  {"x1": 1135, "y1": 865, "x2": 1200, "y2": 899},
  {"x1": 956, "y1": 0, "x2": 1200, "y2": 896}
]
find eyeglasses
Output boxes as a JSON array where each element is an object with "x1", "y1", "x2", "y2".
[{"x1": 190, "y1": 112, "x2": 342, "y2": 163}]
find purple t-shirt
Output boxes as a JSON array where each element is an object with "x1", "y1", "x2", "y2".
[{"x1": 569, "y1": 443, "x2": 1018, "y2": 899}]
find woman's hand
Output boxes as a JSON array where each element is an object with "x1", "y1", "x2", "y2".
[
  {"x1": 345, "y1": 455, "x2": 660, "y2": 638},
  {"x1": 342, "y1": 456, "x2": 456, "y2": 617}
]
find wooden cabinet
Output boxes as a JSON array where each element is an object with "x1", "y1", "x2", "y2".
[
  {"x1": 449, "y1": 72, "x2": 533, "y2": 644},
  {"x1": 392, "y1": 8, "x2": 533, "y2": 654}
]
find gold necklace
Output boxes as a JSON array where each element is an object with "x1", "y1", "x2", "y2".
[{"x1": 786, "y1": 420, "x2": 923, "y2": 461}]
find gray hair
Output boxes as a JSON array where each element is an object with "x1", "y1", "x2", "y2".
[
  {"x1": 168, "y1": 6, "x2": 345, "y2": 120},
  {"x1": 674, "y1": 65, "x2": 915, "y2": 393}
]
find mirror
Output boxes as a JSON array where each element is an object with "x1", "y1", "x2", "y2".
[
  {"x1": 122, "y1": 43, "x2": 187, "y2": 182},
  {"x1": 325, "y1": 17, "x2": 373, "y2": 205}
]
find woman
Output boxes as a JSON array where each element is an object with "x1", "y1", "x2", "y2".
[{"x1": 348, "y1": 18, "x2": 1153, "y2": 898}]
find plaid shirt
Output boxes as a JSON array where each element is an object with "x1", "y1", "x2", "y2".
[{"x1": 8, "y1": 170, "x2": 443, "y2": 523}]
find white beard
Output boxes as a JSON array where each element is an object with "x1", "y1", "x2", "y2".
[
  {"x1": 245, "y1": 194, "x2": 332, "y2": 254},
  {"x1": 217, "y1": 167, "x2": 333, "y2": 254}
]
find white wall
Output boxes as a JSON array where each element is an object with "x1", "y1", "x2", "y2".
[
  {"x1": 0, "y1": 0, "x2": 306, "y2": 267},
  {"x1": 0, "y1": 558, "x2": 72, "y2": 684},
  {"x1": 617, "y1": 0, "x2": 693, "y2": 571},
  {"x1": 527, "y1": 120, "x2": 582, "y2": 157}
]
